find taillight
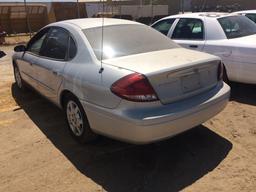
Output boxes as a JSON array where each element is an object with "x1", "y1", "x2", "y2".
[
  {"x1": 111, "y1": 73, "x2": 159, "y2": 102},
  {"x1": 218, "y1": 62, "x2": 224, "y2": 81}
]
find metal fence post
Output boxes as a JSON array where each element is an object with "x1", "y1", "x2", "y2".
[
  {"x1": 77, "y1": 0, "x2": 80, "y2": 18},
  {"x1": 24, "y1": 0, "x2": 32, "y2": 37}
]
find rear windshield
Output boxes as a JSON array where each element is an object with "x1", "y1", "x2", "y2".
[
  {"x1": 246, "y1": 13, "x2": 256, "y2": 23},
  {"x1": 218, "y1": 16, "x2": 256, "y2": 39},
  {"x1": 83, "y1": 24, "x2": 178, "y2": 60}
]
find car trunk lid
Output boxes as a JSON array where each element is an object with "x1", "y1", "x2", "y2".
[{"x1": 104, "y1": 48, "x2": 221, "y2": 104}]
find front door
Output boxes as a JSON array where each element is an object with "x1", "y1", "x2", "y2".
[
  {"x1": 151, "y1": 18, "x2": 176, "y2": 36},
  {"x1": 16, "y1": 53, "x2": 38, "y2": 88},
  {"x1": 17, "y1": 28, "x2": 50, "y2": 88},
  {"x1": 33, "y1": 27, "x2": 70, "y2": 99}
]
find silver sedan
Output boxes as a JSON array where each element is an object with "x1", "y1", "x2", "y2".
[{"x1": 12, "y1": 18, "x2": 230, "y2": 144}]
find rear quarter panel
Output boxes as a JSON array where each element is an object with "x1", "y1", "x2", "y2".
[
  {"x1": 56, "y1": 22, "x2": 130, "y2": 109},
  {"x1": 204, "y1": 39, "x2": 256, "y2": 83},
  {"x1": 61, "y1": 62, "x2": 131, "y2": 109}
]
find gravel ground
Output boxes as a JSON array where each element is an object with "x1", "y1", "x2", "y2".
[{"x1": 0, "y1": 46, "x2": 256, "y2": 192}]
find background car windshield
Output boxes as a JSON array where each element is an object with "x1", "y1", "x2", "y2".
[
  {"x1": 83, "y1": 24, "x2": 179, "y2": 60},
  {"x1": 218, "y1": 16, "x2": 256, "y2": 39}
]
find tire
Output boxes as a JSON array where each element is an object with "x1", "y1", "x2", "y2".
[
  {"x1": 13, "y1": 64, "x2": 27, "y2": 91},
  {"x1": 64, "y1": 94, "x2": 98, "y2": 143}
]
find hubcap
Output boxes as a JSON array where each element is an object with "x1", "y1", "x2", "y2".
[
  {"x1": 14, "y1": 67, "x2": 22, "y2": 88},
  {"x1": 66, "y1": 101, "x2": 84, "y2": 137}
]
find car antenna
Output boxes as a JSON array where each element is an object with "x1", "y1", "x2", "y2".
[{"x1": 99, "y1": 0, "x2": 104, "y2": 74}]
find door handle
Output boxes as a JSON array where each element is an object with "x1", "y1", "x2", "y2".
[
  {"x1": 222, "y1": 50, "x2": 232, "y2": 57},
  {"x1": 52, "y1": 70, "x2": 61, "y2": 76},
  {"x1": 189, "y1": 45, "x2": 198, "y2": 48},
  {"x1": 52, "y1": 70, "x2": 58, "y2": 75}
]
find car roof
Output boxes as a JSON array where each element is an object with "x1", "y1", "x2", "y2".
[
  {"x1": 54, "y1": 18, "x2": 142, "y2": 29},
  {"x1": 235, "y1": 10, "x2": 256, "y2": 14},
  {"x1": 163, "y1": 12, "x2": 236, "y2": 20}
]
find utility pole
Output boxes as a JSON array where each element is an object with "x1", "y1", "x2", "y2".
[
  {"x1": 77, "y1": 0, "x2": 80, "y2": 18},
  {"x1": 151, "y1": 0, "x2": 154, "y2": 24},
  {"x1": 24, "y1": 0, "x2": 32, "y2": 37},
  {"x1": 181, "y1": 0, "x2": 184, "y2": 14}
]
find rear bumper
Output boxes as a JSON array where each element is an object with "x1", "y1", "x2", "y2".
[{"x1": 82, "y1": 82, "x2": 230, "y2": 144}]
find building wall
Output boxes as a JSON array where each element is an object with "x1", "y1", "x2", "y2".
[
  {"x1": 107, "y1": 0, "x2": 181, "y2": 15},
  {"x1": 145, "y1": 0, "x2": 180, "y2": 14},
  {"x1": 191, "y1": 0, "x2": 256, "y2": 11},
  {"x1": 52, "y1": 2, "x2": 87, "y2": 22}
]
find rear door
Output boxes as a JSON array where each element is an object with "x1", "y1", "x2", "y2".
[
  {"x1": 169, "y1": 18, "x2": 206, "y2": 51},
  {"x1": 34, "y1": 27, "x2": 74, "y2": 99}
]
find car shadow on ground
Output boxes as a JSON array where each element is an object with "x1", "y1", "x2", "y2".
[
  {"x1": 11, "y1": 83, "x2": 232, "y2": 192},
  {"x1": 229, "y1": 82, "x2": 256, "y2": 105}
]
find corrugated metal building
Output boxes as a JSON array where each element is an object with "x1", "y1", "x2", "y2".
[
  {"x1": 0, "y1": 1, "x2": 89, "y2": 34},
  {"x1": 0, "y1": 3, "x2": 48, "y2": 34}
]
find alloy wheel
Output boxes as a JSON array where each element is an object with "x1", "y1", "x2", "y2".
[
  {"x1": 66, "y1": 100, "x2": 84, "y2": 136},
  {"x1": 14, "y1": 66, "x2": 22, "y2": 89}
]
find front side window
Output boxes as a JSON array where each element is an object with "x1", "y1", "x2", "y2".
[
  {"x1": 152, "y1": 19, "x2": 175, "y2": 35},
  {"x1": 172, "y1": 18, "x2": 204, "y2": 40},
  {"x1": 245, "y1": 14, "x2": 256, "y2": 23},
  {"x1": 40, "y1": 27, "x2": 69, "y2": 60},
  {"x1": 218, "y1": 16, "x2": 256, "y2": 39},
  {"x1": 27, "y1": 28, "x2": 49, "y2": 55}
]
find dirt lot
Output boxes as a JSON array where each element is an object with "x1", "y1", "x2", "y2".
[{"x1": 0, "y1": 45, "x2": 256, "y2": 192}]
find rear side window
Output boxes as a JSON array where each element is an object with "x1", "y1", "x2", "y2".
[
  {"x1": 245, "y1": 14, "x2": 256, "y2": 23},
  {"x1": 40, "y1": 28, "x2": 69, "y2": 60},
  {"x1": 68, "y1": 37, "x2": 77, "y2": 59},
  {"x1": 218, "y1": 16, "x2": 256, "y2": 39},
  {"x1": 172, "y1": 18, "x2": 204, "y2": 40},
  {"x1": 152, "y1": 19, "x2": 175, "y2": 35}
]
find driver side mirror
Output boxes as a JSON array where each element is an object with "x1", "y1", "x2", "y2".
[
  {"x1": 14, "y1": 45, "x2": 26, "y2": 52},
  {"x1": 0, "y1": 50, "x2": 6, "y2": 58}
]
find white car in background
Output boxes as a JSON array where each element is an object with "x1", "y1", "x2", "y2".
[
  {"x1": 235, "y1": 10, "x2": 256, "y2": 23},
  {"x1": 152, "y1": 12, "x2": 256, "y2": 84}
]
